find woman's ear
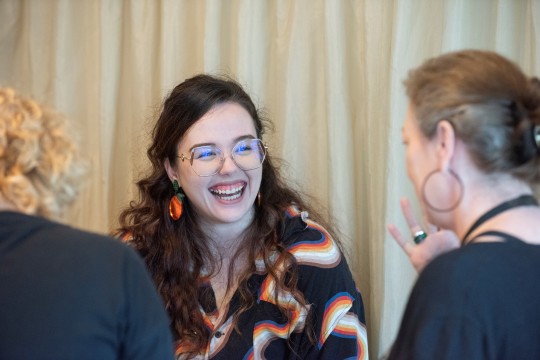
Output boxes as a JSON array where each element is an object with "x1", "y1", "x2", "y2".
[
  {"x1": 435, "y1": 120, "x2": 456, "y2": 171},
  {"x1": 164, "y1": 158, "x2": 178, "y2": 183}
]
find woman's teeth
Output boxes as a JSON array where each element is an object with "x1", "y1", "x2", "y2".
[{"x1": 210, "y1": 185, "x2": 244, "y2": 200}]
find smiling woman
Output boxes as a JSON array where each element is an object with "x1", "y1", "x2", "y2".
[
  {"x1": 164, "y1": 102, "x2": 264, "y2": 227},
  {"x1": 116, "y1": 74, "x2": 369, "y2": 359}
]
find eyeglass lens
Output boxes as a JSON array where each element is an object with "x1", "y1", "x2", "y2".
[{"x1": 190, "y1": 139, "x2": 266, "y2": 176}]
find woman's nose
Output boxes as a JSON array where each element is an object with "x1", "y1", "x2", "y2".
[{"x1": 217, "y1": 153, "x2": 240, "y2": 174}]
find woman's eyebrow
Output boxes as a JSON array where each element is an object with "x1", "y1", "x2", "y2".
[
  {"x1": 189, "y1": 142, "x2": 215, "y2": 150},
  {"x1": 188, "y1": 135, "x2": 256, "y2": 150},
  {"x1": 233, "y1": 134, "x2": 256, "y2": 142}
]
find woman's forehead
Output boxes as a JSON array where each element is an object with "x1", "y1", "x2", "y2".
[{"x1": 179, "y1": 103, "x2": 257, "y2": 149}]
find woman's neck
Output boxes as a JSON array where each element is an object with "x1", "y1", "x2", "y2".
[
  {"x1": 451, "y1": 175, "x2": 537, "y2": 242},
  {"x1": 196, "y1": 207, "x2": 256, "y2": 318},
  {"x1": 201, "y1": 206, "x2": 256, "y2": 260}
]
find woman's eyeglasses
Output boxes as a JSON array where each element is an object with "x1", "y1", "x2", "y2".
[{"x1": 178, "y1": 138, "x2": 267, "y2": 177}]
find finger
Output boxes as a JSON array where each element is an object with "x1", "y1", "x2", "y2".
[
  {"x1": 426, "y1": 222, "x2": 438, "y2": 234},
  {"x1": 400, "y1": 197, "x2": 422, "y2": 233},
  {"x1": 387, "y1": 224, "x2": 414, "y2": 256},
  {"x1": 419, "y1": 212, "x2": 438, "y2": 234}
]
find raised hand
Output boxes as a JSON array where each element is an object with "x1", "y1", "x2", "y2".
[{"x1": 387, "y1": 198, "x2": 460, "y2": 272}]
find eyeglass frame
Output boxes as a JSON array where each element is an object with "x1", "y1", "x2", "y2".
[{"x1": 177, "y1": 138, "x2": 268, "y2": 177}]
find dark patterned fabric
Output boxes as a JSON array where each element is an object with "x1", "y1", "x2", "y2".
[{"x1": 175, "y1": 206, "x2": 368, "y2": 359}]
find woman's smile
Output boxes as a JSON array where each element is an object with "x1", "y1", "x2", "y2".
[{"x1": 209, "y1": 181, "x2": 246, "y2": 202}]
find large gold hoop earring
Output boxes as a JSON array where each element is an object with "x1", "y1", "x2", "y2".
[{"x1": 421, "y1": 169, "x2": 464, "y2": 212}]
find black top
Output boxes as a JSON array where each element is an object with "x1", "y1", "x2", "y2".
[
  {"x1": 176, "y1": 206, "x2": 369, "y2": 359},
  {"x1": 0, "y1": 211, "x2": 174, "y2": 360},
  {"x1": 389, "y1": 237, "x2": 540, "y2": 359}
]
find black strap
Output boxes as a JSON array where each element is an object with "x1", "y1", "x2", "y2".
[
  {"x1": 470, "y1": 230, "x2": 525, "y2": 245},
  {"x1": 462, "y1": 194, "x2": 538, "y2": 244}
]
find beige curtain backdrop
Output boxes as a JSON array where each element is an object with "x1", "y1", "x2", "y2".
[{"x1": 1, "y1": 0, "x2": 538, "y2": 357}]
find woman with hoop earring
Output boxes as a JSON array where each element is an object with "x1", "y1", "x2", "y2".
[{"x1": 386, "y1": 50, "x2": 540, "y2": 359}]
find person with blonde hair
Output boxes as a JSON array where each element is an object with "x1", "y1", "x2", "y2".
[
  {"x1": 0, "y1": 87, "x2": 174, "y2": 360},
  {"x1": 388, "y1": 50, "x2": 540, "y2": 359}
]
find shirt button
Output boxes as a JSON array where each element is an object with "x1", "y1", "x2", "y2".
[{"x1": 214, "y1": 331, "x2": 223, "y2": 338}]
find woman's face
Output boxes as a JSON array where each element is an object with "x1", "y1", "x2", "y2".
[
  {"x1": 166, "y1": 102, "x2": 263, "y2": 230},
  {"x1": 402, "y1": 104, "x2": 438, "y2": 207}
]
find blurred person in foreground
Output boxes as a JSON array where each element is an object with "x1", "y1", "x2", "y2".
[
  {"x1": 0, "y1": 87, "x2": 174, "y2": 360},
  {"x1": 387, "y1": 50, "x2": 540, "y2": 359},
  {"x1": 116, "y1": 74, "x2": 368, "y2": 359}
]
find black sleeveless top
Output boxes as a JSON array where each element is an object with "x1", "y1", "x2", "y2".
[{"x1": 389, "y1": 195, "x2": 540, "y2": 360}]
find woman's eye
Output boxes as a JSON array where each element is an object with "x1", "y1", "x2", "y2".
[
  {"x1": 237, "y1": 147, "x2": 252, "y2": 154},
  {"x1": 235, "y1": 142, "x2": 253, "y2": 155},
  {"x1": 194, "y1": 148, "x2": 217, "y2": 160}
]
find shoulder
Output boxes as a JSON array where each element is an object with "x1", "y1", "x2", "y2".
[
  {"x1": 281, "y1": 206, "x2": 366, "y2": 311},
  {"x1": 419, "y1": 241, "x2": 540, "y2": 290},
  {"x1": 391, "y1": 242, "x2": 540, "y2": 359},
  {"x1": 11, "y1": 212, "x2": 143, "y2": 268},
  {"x1": 52, "y1": 221, "x2": 136, "y2": 255},
  {"x1": 407, "y1": 242, "x2": 540, "y2": 322},
  {"x1": 282, "y1": 206, "x2": 342, "y2": 268},
  {"x1": 412, "y1": 246, "x2": 486, "y2": 302},
  {"x1": 397, "y1": 246, "x2": 490, "y2": 335}
]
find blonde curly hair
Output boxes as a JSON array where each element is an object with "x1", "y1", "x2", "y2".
[{"x1": 0, "y1": 87, "x2": 86, "y2": 218}]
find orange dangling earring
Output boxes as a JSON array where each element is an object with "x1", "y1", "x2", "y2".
[
  {"x1": 257, "y1": 191, "x2": 261, "y2": 208},
  {"x1": 169, "y1": 180, "x2": 185, "y2": 220}
]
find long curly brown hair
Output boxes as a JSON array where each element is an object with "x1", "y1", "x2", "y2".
[{"x1": 117, "y1": 74, "x2": 335, "y2": 358}]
